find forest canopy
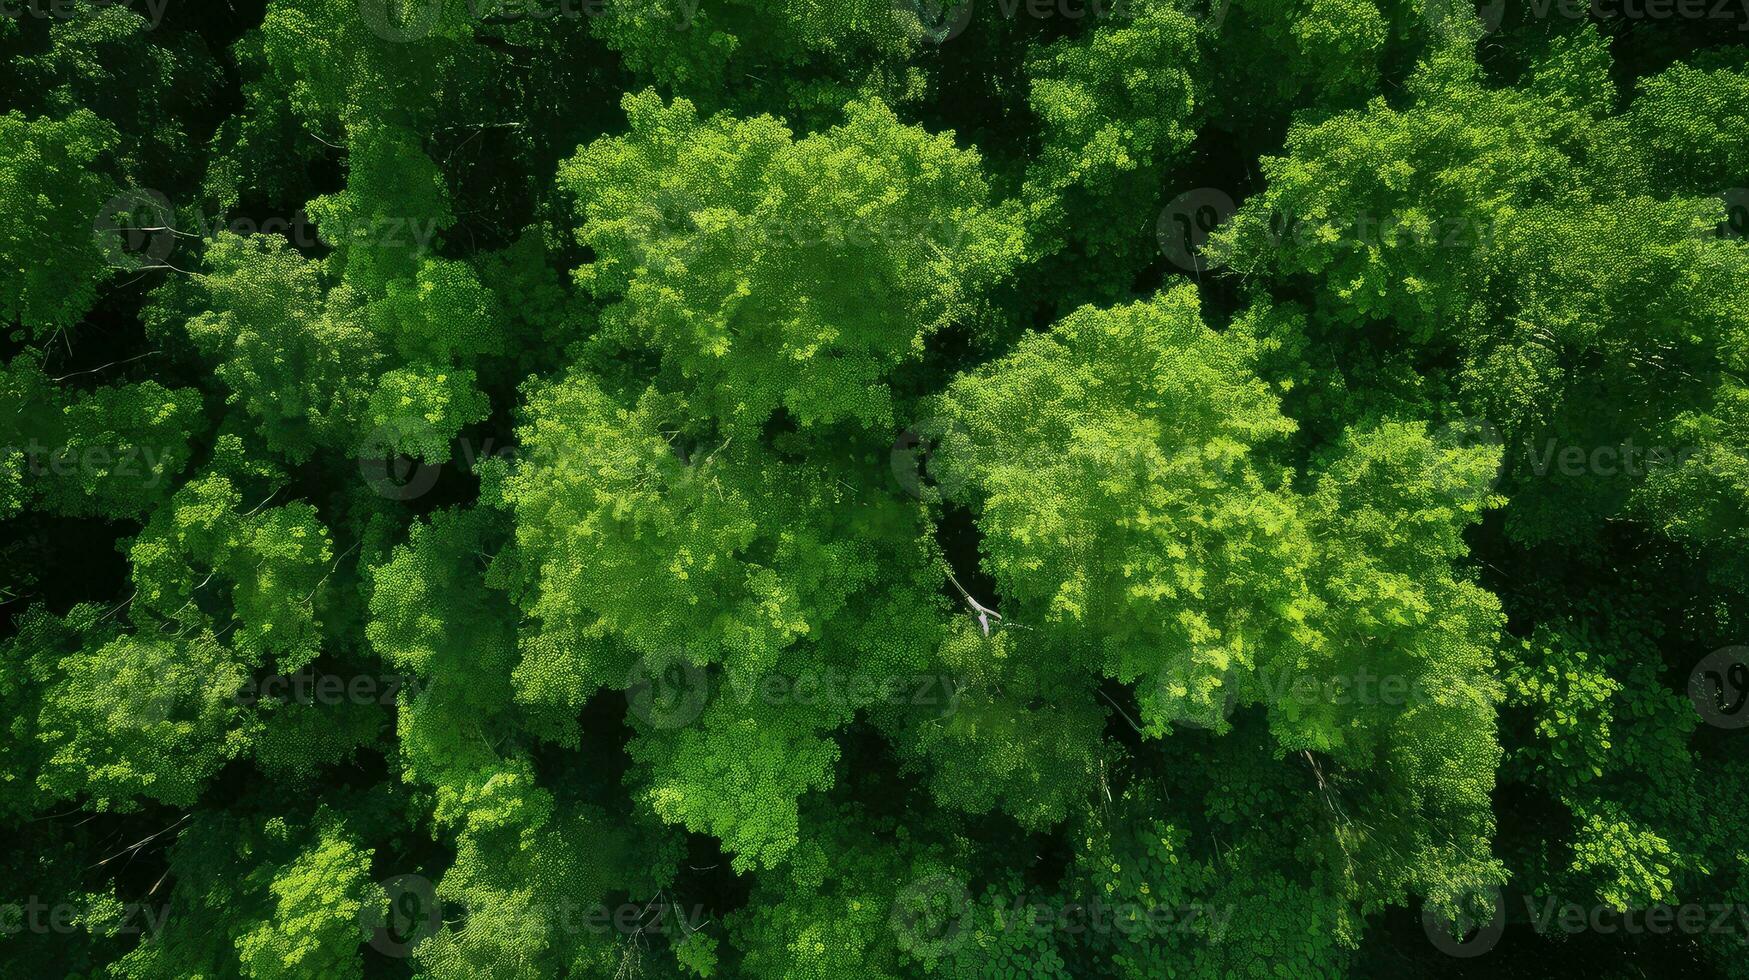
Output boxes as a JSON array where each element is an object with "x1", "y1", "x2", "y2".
[{"x1": 2, "y1": 0, "x2": 1748, "y2": 976}]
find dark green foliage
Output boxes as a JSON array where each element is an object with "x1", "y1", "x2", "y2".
[{"x1": 3, "y1": 1, "x2": 1747, "y2": 977}]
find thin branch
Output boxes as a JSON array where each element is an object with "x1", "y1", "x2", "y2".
[{"x1": 50, "y1": 351, "x2": 160, "y2": 383}]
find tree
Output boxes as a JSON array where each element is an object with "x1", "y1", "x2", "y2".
[{"x1": 4, "y1": 5, "x2": 1749, "y2": 978}]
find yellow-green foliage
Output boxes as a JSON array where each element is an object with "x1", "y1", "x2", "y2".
[{"x1": 3, "y1": 4, "x2": 1749, "y2": 979}]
